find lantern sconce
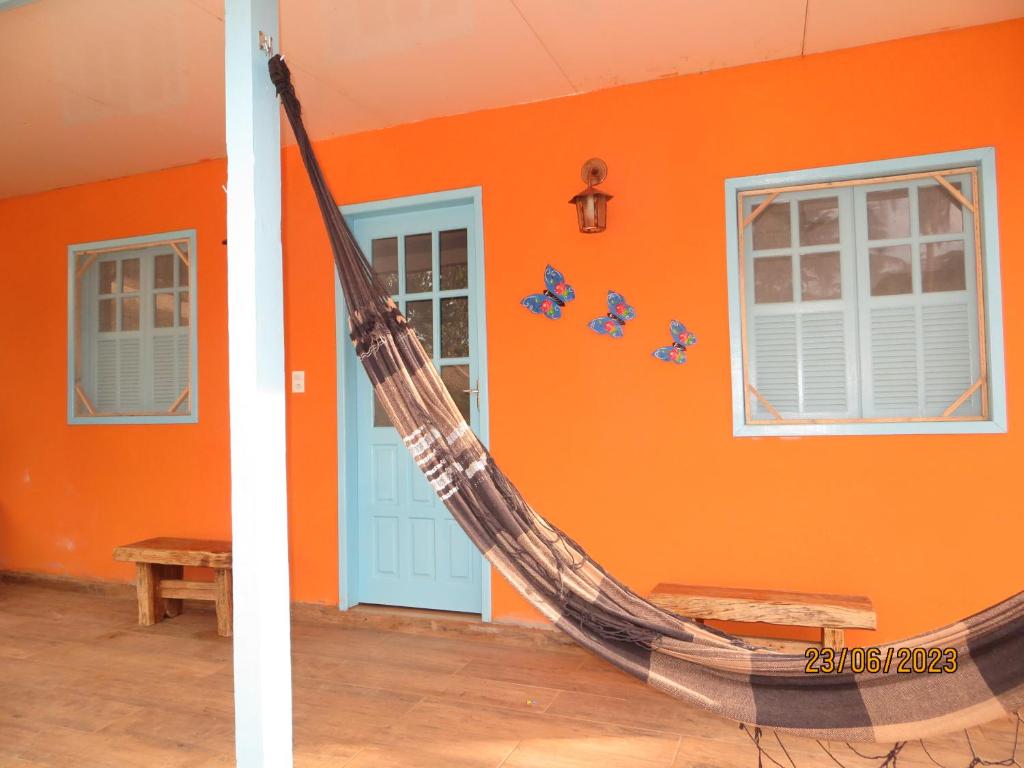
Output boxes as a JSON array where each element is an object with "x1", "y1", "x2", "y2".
[{"x1": 569, "y1": 158, "x2": 612, "y2": 234}]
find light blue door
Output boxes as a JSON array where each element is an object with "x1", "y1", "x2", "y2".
[{"x1": 344, "y1": 193, "x2": 487, "y2": 614}]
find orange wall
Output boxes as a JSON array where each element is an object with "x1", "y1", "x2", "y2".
[{"x1": 1, "y1": 21, "x2": 1021, "y2": 644}]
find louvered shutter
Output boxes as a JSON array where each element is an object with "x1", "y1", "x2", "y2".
[
  {"x1": 152, "y1": 332, "x2": 190, "y2": 411},
  {"x1": 856, "y1": 175, "x2": 981, "y2": 418},
  {"x1": 745, "y1": 189, "x2": 859, "y2": 420},
  {"x1": 76, "y1": 241, "x2": 194, "y2": 418}
]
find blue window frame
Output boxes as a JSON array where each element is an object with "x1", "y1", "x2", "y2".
[
  {"x1": 725, "y1": 148, "x2": 1006, "y2": 437},
  {"x1": 67, "y1": 229, "x2": 198, "y2": 425}
]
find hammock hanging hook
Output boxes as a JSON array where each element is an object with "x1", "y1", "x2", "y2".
[{"x1": 258, "y1": 30, "x2": 274, "y2": 56}]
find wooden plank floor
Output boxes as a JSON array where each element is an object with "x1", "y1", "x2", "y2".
[{"x1": 0, "y1": 582, "x2": 1018, "y2": 767}]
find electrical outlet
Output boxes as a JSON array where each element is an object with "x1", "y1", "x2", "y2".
[{"x1": 291, "y1": 370, "x2": 305, "y2": 394}]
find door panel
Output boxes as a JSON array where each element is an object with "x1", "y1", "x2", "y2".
[{"x1": 346, "y1": 199, "x2": 485, "y2": 613}]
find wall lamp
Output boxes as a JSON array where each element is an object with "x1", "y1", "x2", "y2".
[{"x1": 569, "y1": 158, "x2": 612, "y2": 234}]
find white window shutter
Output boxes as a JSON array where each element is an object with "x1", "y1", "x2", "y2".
[
  {"x1": 751, "y1": 315, "x2": 799, "y2": 416},
  {"x1": 94, "y1": 337, "x2": 143, "y2": 412},
  {"x1": 76, "y1": 238, "x2": 195, "y2": 419},
  {"x1": 751, "y1": 312, "x2": 853, "y2": 418},
  {"x1": 857, "y1": 176, "x2": 981, "y2": 419},
  {"x1": 866, "y1": 305, "x2": 920, "y2": 415},
  {"x1": 800, "y1": 312, "x2": 849, "y2": 413},
  {"x1": 118, "y1": 338, "x2": 143, "y2": 411},
  {"x1": 95, "y1": 338, "x2": 119, "y2": 412},
  {"x1": 746, "y1": 189, "x2": 858, "y2": 420},
  {"x1": 922, "y1": 303, "x2": 979, "y2": 416},
  {"x1": 152, "y1": 331, "x2": 189, "y2": 411}
]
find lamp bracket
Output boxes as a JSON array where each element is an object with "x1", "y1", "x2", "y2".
[{"x1": 581, "y1": 157, "x2": 608, "y2": 186}]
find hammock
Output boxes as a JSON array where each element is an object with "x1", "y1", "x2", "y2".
[{"x1": 267, "y1": 55, "x2": 1024, "y2": 762}]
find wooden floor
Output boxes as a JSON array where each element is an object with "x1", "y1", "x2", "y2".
[{"x1": 0, "y1": 582, "x2": 1019, "y2": 767}]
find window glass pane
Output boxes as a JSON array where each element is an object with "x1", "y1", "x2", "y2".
[
  {"x1": 753, "y1": 256, "x2": 793, "y2": 303},
  {"x1": 439, "y1": 229, "x2": 468, "y2": 290},
  {"x1": 404, "y1": 233, "x2": 432, "y2": 292},
  {"x1": 440, "y1": 297, "x2": 469, "y2": 357},
  {"x1": 178, "y1": 255, "x2": 190, "y2": 287},
  {"x1": 122, "y1": 258, "x2": 140, "y2": 292},
  {"x1": 751, "y1": 202, "x2": 790, "y2": 250},
  {"x1": 800, "y1": 252, "x2": 841, "y2": 301},
  {"x1": 921, "y1": 241, "x2": 966, "y2": 293},
  {"x1": 154, "y1": 293, "x2": 174, "y2": 328},
  {"x1": 99, "y1": 261, "x2": 117, "y2": 294},
  {"x1": 867, "y1": 188, "x2": 910, "y2": 240},
  {"x1": 919, "y1": 183, "x2": 964, "y2": 235},
  {"x1": 121, "y1": 296, "x2": 140, "y2": 330},
  {"x1": 179, "y1": 291, "x2": 190, "y2": 326},
  {"x1": 98, "y1": 298, "x2": 116, "y2": 332},
  {"x1": 371, "y1": 238, "x2": 399, "y2": 294},
  {"x1": 869, "y1": 245, "x2": 912, "y2": 296},
  {"x1": 799, "y1": 197, "x2": 839, "y2": 246},
  {"x1": 373, "y1": 393, "x2": 392, "y2": 427},
  {"x1": 154, "y1": 253, "x2": 174, "y2": 289},
  {"x1": 440, "y1": 364, "x2": 471, "y2": 422},
  {"x1": 405, "y1": 299, "x2": 434, "y2": 356}
]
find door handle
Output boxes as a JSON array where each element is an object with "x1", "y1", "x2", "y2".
[{"x1": 462, "y1": 380, "x2": 481, "y2": 410}]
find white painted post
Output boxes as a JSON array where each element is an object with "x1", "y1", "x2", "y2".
[{"x1": 224, "y1": 0, "x2": 293, "y2": 765}]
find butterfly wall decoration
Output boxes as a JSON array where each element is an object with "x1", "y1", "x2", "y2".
[
  {"x1": 653, "y1": 320, "x2": 697, "y2": 363},
  {"x1": 521, "y1": 265, "x2": 575, "y2": 319},
  {"x1": 588, "y1": 291, "x2": 636, "y2": 338}
]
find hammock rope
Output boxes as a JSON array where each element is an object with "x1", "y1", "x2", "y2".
[{"x1": 267, "y1": 54, "x2": 1024, "y2": 764}]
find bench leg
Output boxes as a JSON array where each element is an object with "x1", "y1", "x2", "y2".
[
  {"x1": 822, "y1": 627, "x2": 845, "y2": 650},
  {"x1": 136, "y1": 562, "x2": 162, "y2": 626},
  {"x1": 160, "y1": 565, "x2": 184, "y2": 618},
  {"x1": 215, "y1": 569, "x2": 233, "y2": 638}
]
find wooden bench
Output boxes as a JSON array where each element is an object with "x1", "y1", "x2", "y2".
[
  {"x1": 113, "y1": 537, "x2": 233, "y2": 637},
  {"x1": 648, "y1": 583, "x2": 876, "y2": 649}
]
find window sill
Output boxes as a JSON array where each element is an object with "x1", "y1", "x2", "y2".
[
  {"x1": 68, "y1": 413, "x2": 198, "y2": 426},
  {"x1": 734, "y1": 418, "x2": 1007, "y2": 438}
]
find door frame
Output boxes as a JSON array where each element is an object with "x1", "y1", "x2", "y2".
[{"x1": 335, "y1": 186, "x2": 492, "y2": 620}]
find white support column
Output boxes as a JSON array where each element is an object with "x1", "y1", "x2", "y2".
[{"x1": 224, "y1": 1, "x2": 293, "y2": 765}]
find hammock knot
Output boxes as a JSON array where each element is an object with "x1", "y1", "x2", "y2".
[{"x1": 268, "y1": 54, "x2": 299, "y2": 114}]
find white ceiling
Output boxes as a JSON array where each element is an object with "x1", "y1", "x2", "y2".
[{"x1": 1, "y1": 0, "x2": 1022, "y2": 199}]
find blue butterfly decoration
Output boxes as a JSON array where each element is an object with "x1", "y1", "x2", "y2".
[
  {"x1": 521, "y1": 265, "x2": 575, "y2": 319},
  {"x1": 588, "y1": 291, "x2": 636, "y2": 338},
  {"x1": 653, "y1": 320, "x2": 697, "y2": 364}
]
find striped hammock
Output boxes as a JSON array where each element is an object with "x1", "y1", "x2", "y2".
[{"x1": 268, "y1": 55, "x2": 1023, "y2": 762}]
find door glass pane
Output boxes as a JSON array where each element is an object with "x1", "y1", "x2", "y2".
[
  {"x1": 121, "y1": 296, "x2": 140, "y2": 330},
  {"x1": 405, "y1": 299, "x2": 434, "y2": 356},
  {"x1": 404, "y1": 233, "x2": 432, "y2": 292},
  {"x1": 373, "y1": 392, "x2": 393, "y2": 427},
  {"x1": 799, "y1": 197, "x2": 839, "y2": 246},
  {"x1": 154, "y1": 253, "x2": 174, "y2": 289},
  {"x1": 178, "y1": 254, "x2": 190, "y2": 286},
  {"x1": 439, "y1": 229, "x2": 468, "y2": 290},
  {"x1": 753, "y1": 256, "x2": 793, "y2": 303},
  {"x1": 921, "y1": 241, "x2": 966, "y2": 293},
  {"x1": 866, "y1": 188, "x2": 910, "y2": 240},
  {"x1": 98, "y1": 298, "x2": 115, "y2": 331},
  {"x1": 752, "y1": 202, "x2": 790, "y2": 250},
  {"x1": 440, "y1": 297, "x2": 469, "y2": 357},
  {"x1": 869, "y1": 245, "x2": 912, "y2": 296},
  {"x1": 155, "y1": 293, "x2": 175, "y2": 328},
  {"x1": 800, "y1": 252, "x2": 841, "y2": 301},
  {"x1": 179, "y1": 291, "x2": 190, "y2": 326},
  {"x1": 371, "y1": 237, "x2": 399, "y2": 294},
  {"x1": 99, "y1": 261, "x2": 117, "y2": 294},
  {"x1": 122, "y1": 258, "x2": 140, "y2": 292},
  {"x1": 919, "y1": 183, "x2": 964, "y2": 235},
  {"x1": 440, "y1": 364, "x2": 471, "y2": 422}
]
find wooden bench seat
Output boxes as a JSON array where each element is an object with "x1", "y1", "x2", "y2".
[
  {"x1": 113, "y1": 537, "x2": 233, "y2": 637},
  {"x1": 649, "y1": 583, "x2": 876, "y2": 649}
]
